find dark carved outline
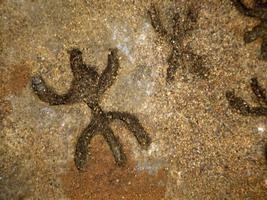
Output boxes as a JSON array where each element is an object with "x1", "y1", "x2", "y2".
[{"x1": 32, "y1": 48, "x2": 151, "y2": 170}]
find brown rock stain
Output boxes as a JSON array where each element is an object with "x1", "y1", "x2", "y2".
[
  {"x1": 61, "y1": 136, "x2": 167, "y2": 200},
  {"x1": 0, "y1": 62, "x2": 30, "y2": 99}
]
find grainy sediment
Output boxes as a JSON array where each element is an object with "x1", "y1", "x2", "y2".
[{"x1": 0, "y1": 0, "x2": 266, "y2": 199}]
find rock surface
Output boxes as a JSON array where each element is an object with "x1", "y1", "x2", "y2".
[{"x1": 0, "y1": 0, "x2": 266, "y2": 199}]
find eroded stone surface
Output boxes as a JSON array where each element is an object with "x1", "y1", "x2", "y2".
[{"x1": 1, "y1": 0, "x2": 267, "y2": 199}]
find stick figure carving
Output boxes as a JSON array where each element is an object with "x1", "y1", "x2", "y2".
[
  {"x1": 148, "y1": 4, "x2": 209, "y2": 83},
  {"x1": 231, "y1": 0, "x2": 267, "y2": 60},
  {"x1": 32, "y1": 48, "x2": 151, "y2": 170}
]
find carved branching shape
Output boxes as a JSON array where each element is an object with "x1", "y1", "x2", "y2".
[
  {"x1": 226, "y1": 77, "x2": 267, "y2": 116},
  {"x1": 231, "y1": 0, "x2": 267, "y2": 60},
  {"x1": 148, "y1": 4, "x2": 209, "y2": 83},
  {"x1": 226, "y1": 77, "x2": 267, "y2": 161},
  {"x1": 32, "y1": 48, "x2": 151, "y2": 171}
]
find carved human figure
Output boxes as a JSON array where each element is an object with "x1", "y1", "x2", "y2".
[{"x1": 32, "y1": 48, "x2": 151, "y2": 170}]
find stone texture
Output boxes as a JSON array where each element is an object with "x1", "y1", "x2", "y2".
[{"x1": 0, "y1": 0, "x2": 266, "y2": 199}]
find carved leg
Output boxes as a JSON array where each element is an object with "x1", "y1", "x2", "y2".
[
  {"x1": 250, "y1": 107, "x2": 267, "y2": 116},
  {"x1": 102, "y1": 126, "x2": 127, "y2": 167},
  {"x1": 226, "y1": 90, "x2": 267, "y2": 116},
  {"x1": 226, "y1": 91, "x2": 252, "y2": 115},
  {"x1": 250, "y1": 77, "x2": 267, "y2": 105},
  {"x1": 74, "y1": 120, "x2": 98, "y2": 171},
  {"x1": 166, "y1": 49, "x2": 181, "y2": 83},
  {"x1": 166, "y1": 64, "x2": 178, "y2": 83},
  {"x1": 244, "y1": 23, "x2": 265, "y2": 43},
  {"x1": 107, "y1": 111, "x2": 151, "y2": 148},
  {"x1": 32, "y1": 76, "x2": 72, "y2": 105}
]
